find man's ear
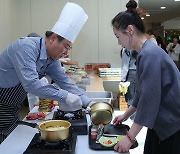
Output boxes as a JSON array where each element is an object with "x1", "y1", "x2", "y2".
[{"x1": 50, "y1": 33, "x2": 58, "y2": 42}]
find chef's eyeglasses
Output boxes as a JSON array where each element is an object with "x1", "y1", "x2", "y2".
[{"x1": 65, "y1": 44, "x2": 72, "y2": 51}]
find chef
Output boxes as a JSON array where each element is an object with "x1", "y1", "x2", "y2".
[{"x1": 0, "y1": 2, "x2": 92, "y2": 143}]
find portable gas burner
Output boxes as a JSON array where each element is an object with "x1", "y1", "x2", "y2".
[
  {"x1": 23, "y1": 133, "x2": 77, "y2": 154},
  {"x1": 53, "y1": 109, "x2": 88, "y2": 135}
]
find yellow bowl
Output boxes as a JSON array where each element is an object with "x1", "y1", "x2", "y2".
[{"x1": 117, "y1": 135, "x2": 125, "y2": 141}]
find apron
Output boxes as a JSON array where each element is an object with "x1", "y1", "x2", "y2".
[
  {"x1": 0, "y1": 38, "x2": 44, "y2": 143},
  {"x1": 0, "y1": 84, "x2": 27, "y2": 143}
]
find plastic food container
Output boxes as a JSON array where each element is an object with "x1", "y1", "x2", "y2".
[{"x1": 85, "y1": 91, "x2": 113, "y2": 104}]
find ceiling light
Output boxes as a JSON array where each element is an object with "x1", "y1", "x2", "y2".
[
  {"x1": 141, "y1": 17, "x2": 144, "y2": 20},
  {"x1": 146, "y1": 14, "x2": 150, "y2": 17},
  {"x1": 160, "y1": 6, "x2": 166, "y2": 9},
  {"x1": 175, "y1": 0, "x2": 180, "y2": 1}
]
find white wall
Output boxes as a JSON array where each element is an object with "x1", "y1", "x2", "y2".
[
  {"x1": 0, "y1": 0, "x2": 20, "y2": 51},
  {"x1": 163, "y1": 18, "x2": 180, "y2": 29},
  {"x1": 98, "y1": 0, "x2": 128, "y2": 67},
  {"x1": 0, "y1": 0, "x2": 5, "y2": 51},
  {"x1": 0, "y1": 0, "x2": 130, "y2": 67}
]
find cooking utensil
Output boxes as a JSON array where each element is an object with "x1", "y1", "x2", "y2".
[
  {"x1": 88, "y1": 102, "x2": 113, "y2": 125},
  {"x1": 103, "y1": 134, "x2": 119, "y2": 137},
  {"x1": 103, "y1": 134, "x2": 125, "y2": 141},
  {"x1": 18, "y1": 120, "x2": 71, "y2": 142},
  {"x1": 96, "y1": 124, "x2": 104, "y2": 141}
]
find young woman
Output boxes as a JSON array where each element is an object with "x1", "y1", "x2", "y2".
[{"x1": 111, "y1": 0, "x2": 180, "y2": 153}]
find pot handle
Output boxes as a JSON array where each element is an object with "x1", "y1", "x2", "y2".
[
  {"x1": 86, "y1": 106, "x2": 91, "y2": 112},
  {"x1": 17, "y1": 121, "x2": 37, "y2": 128}
]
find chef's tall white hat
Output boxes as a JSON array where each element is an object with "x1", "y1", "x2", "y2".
[{"x1": 51, "y1": 2, "x2": 88, "y2": 43}]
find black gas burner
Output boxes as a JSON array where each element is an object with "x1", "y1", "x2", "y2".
[
  {"x1": 40, "y1": 140, "x2": 70, "y2": 149},
  {"x1": 53, "y1": 109, "x2": 88, "y2": 135},
  {"x1": 24, "y1": 133, "x2": 77, "y2": 154}
]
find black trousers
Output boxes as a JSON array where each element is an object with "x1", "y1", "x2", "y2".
[{"x1": 144, "y1": 129, "x2": 180, "y2": 154}]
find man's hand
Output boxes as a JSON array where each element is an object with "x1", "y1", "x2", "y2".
[{"x1": 59, "y1": 93, "x2": 82, "y2": 111}]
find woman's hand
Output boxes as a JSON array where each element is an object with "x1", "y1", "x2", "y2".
[
  {"x1": 113, "y1": 114, "x2": 126, "y2": 125},
  {"x1": 114, "y1": 136, "x2": 133, "y2": 153},
  {"x1": 114, "y1": 122, "x2": 143, "y2": 153},
  {"x1": 113, "y1": 106, "x2": 136, "y2": 125}
]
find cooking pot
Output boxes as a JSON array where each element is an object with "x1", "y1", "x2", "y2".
[
  {"x1": 18, "y1": 120, "x2": 71, "y2": 142},
  {"x1": 88, "y1": 102, "x2": 113, "y2": 125}
]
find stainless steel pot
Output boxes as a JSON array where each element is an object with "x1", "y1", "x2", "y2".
[
  {"x1": 88, "y1": 102, "x2": 113, "y2": 125},
  {"x1": 18, "y1": 120, "x2": 71, "y2": 142}
]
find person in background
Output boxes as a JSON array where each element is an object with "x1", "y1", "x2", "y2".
[
  {"x1": 0, "y1": 2, "x2": 93, "y2": 143},
  {"x1": 120, "y1": 47, "x2": 137, "y2": 107},
  {"x1": 156, "y1": 35, "x2": 168, "y2": 54},
  {"x1": 146, "y1": 29, "x2": 157, "y2": 45},
  {"x1": 27, "y1": 32, "x2": 40, "y2": 37},
  {"x1": 59, "y1": 54, "x2": 79, "y2": 66},
  {"x1": 111, "y1": 0, "x2": 180, "y2": 153},
  {"x1": 59, "y1": 54, "x2": 79, "y2": 73},
  {"x1": 166, "y1": 36, "x2": 180, "y2": 70}
]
